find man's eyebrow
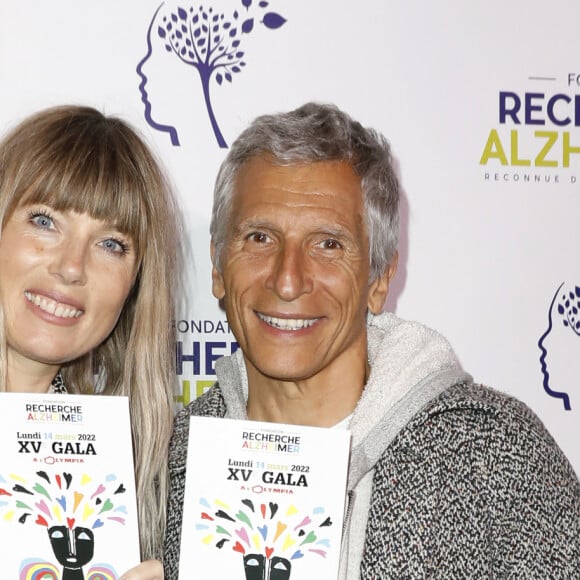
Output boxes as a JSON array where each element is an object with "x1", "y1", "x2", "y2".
[
  {"x1": 308, "y1": 221, "x2": 358, "y2": 241},
  {"x1": 233, "y1": 219, "x2": 276, "y2": 233},
  {"x1": 314, "y1": 224, "x2": 351, "y2": 237},
  {"x1": 232, "y1": 221, "x2": 357, "y2": 244}
]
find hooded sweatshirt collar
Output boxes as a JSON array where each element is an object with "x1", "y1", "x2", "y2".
[{"x1": 214, "y1": 312, "x2": 472, "y2": 488}]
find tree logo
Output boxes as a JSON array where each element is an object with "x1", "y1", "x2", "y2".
[{"x1": 137, "y1": 0, "x2": 287, "y2": 148}]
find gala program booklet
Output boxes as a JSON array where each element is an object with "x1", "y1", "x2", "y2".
[
  {"x1": 0, "y1": 392, "x2": 140, "y2": 579},
  {"x1": 179, "y1": 415, "x2": 351, "y2": 580}
]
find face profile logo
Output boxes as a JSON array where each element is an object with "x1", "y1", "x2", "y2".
[
  {"x1": 137, "y1": 0, "x2": 287, "y2": 148},
  {"x1": 538, "y1": 282, "x2": 579, "y2": 411}
]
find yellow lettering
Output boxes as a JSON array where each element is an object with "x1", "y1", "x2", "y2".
[
  {"x1": 173, "y1": 380, "x2": 191, "y2": 406},
  {"x1": 563, "y1": 132, "x2": 580, "y2": 168},
  {"x1": 196, "y1": 380, "x2": 214, "y2": 399},
  {"x1": 510, "y1": 130, "x2": 531, "y2": 166},
  {"x1": 479, "y1": 129, "x2": 508, "y2": 165},
  {"x1": 534, "y1": 131, "x2": 558, "y2": 167}
]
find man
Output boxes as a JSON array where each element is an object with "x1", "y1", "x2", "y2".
[{"x1": 164, "y1": 103, "x2": 580, "y2": 578}]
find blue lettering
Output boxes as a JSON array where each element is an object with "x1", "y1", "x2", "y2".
[
  {"x1": 205, "y1": 342, "x2": 226, "y2": 375},
  {"x1": 524, "y1": 93, "x2": 544, "y2": 125},
  {"x1": 500, "y1": 91, "x2": 580, "y2": 127},
  {"x1": 499, "y1": 91, "x2": 521, "y2": 124},
  {"x1": 547, "y1": 94, "x2": 571, "y2": 126},
  {"x1": 204, "y1": 341, "x2": 239, "y2": 374},
  {"x1": 176, "y1": 341, "x2": 200, "y2": 375}
]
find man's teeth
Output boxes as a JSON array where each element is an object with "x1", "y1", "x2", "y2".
[
  {"x1": 258, "y1": 313, "x2": 317, "y2": 330},
  {"x1": 24, "y1": 292, "x2": 83, "y2": 319}
]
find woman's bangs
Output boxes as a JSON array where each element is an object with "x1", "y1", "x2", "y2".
[{"x1": 18, "y1": 141, "x2": 147, "y2": 254}]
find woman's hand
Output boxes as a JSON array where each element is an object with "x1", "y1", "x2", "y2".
[{"x1": 120, "y1": 560, "x2": 164, "y2": 580}]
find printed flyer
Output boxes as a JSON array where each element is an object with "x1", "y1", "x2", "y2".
[
  {"x1": 0, "y1": 392, "x2": 140, "y2": 580},
  {"x1": 179, "y1": 416, "x2": 351, "y2": 579}
]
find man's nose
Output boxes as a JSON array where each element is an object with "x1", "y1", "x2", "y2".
[{"x1": 266, "y1": 242, "x2": 313, "y2": 301}]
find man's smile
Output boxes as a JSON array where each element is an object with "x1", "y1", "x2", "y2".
[{"x1": 256, "y1": 312, "x2": 319, "y2": 331}]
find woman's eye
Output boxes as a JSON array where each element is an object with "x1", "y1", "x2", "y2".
[
  {"x1": 29, "y1": 213, "x2": 55, "y2": 230},
  {"x1": 99, "y1": 238, "x2": 129, "y2": 254}
]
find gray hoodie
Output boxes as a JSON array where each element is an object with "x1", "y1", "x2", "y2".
[
  {"x1": 164, "y1": 312, "x2": 579, "y2": 578},
  {"x1": 209, "y1": 312, "x2": 471, "y2": 577}
]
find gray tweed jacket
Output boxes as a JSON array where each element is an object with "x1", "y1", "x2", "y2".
[{"x1": 164, "y1": 382, "x2": 580, "y2": 579}]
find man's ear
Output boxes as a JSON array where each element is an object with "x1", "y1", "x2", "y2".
[
  {"x1": 367, "y1": 251, "x2": 398, "y2": 314},
  {"x1": 210, "y1": 241, "x2": 226, "y2": 300}
]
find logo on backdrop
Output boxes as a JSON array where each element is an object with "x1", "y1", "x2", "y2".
[
  {"x1": 137, "y1": 0, "x2": 287, "y2": 148},
  {"x1": 174, "y1": 318, "x2": 239, "y2": 406},
  {"x1": 479, "y1": 72, "x2": 580, "y2": 184},
  {"x1": 538, "y1": 282, "x2": 579, "y2": 411}
]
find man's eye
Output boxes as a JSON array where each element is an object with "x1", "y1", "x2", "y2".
[
  {"x1": 247, "y1": 232, "x2": 270, "y2": 243},
  {"x1": 320, "y1": 239, "x2": 342, "y2": 250}
]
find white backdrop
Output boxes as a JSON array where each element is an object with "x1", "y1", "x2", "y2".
[{"x1": 1, "y1": 0, "x2": 578, "y2": 475}]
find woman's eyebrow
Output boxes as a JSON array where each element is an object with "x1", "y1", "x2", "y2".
[{"x1": 101, "y1": 220, "x2": 130, "y2": 234}]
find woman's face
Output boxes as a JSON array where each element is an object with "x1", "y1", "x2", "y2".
[{"x1": 0, "y1": 203, "x2": 138, "y2": 379}]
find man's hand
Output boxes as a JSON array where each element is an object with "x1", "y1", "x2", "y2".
[{"x1": 120, "y1": 560, "x2": 164, "y2": 580}]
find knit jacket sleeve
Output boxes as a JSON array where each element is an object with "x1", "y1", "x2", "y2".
[
  {"x1": 361, "y1": 383, "x2": 580, "y2": 579},
  {"x1": 163, "y1": 385, "x2": 226, "y2": 580}
]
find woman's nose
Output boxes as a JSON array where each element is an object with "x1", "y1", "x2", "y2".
[{"x1": 48, "y1": 240, "x2": 88, "y2": 286}]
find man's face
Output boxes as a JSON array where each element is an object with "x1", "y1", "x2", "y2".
[{"x1": 212, "y1": 155, "x2": 390, "y2": 385}]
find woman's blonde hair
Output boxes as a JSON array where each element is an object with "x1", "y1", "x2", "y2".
[{"x1": 0, "y1": 105, "x2": 185, "y2": 559}]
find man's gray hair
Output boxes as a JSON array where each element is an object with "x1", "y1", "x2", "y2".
[{"x1": 210, "y1": 102, "x2": 399, "y2": 281}]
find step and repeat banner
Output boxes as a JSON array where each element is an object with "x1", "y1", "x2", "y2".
[{"x1": 1, "y1": 0, "x2": 578, "y2": 474}]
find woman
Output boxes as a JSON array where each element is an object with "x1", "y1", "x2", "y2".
[{"x1": 0, "y1": 105, "x2": 184, "y2": 578}]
